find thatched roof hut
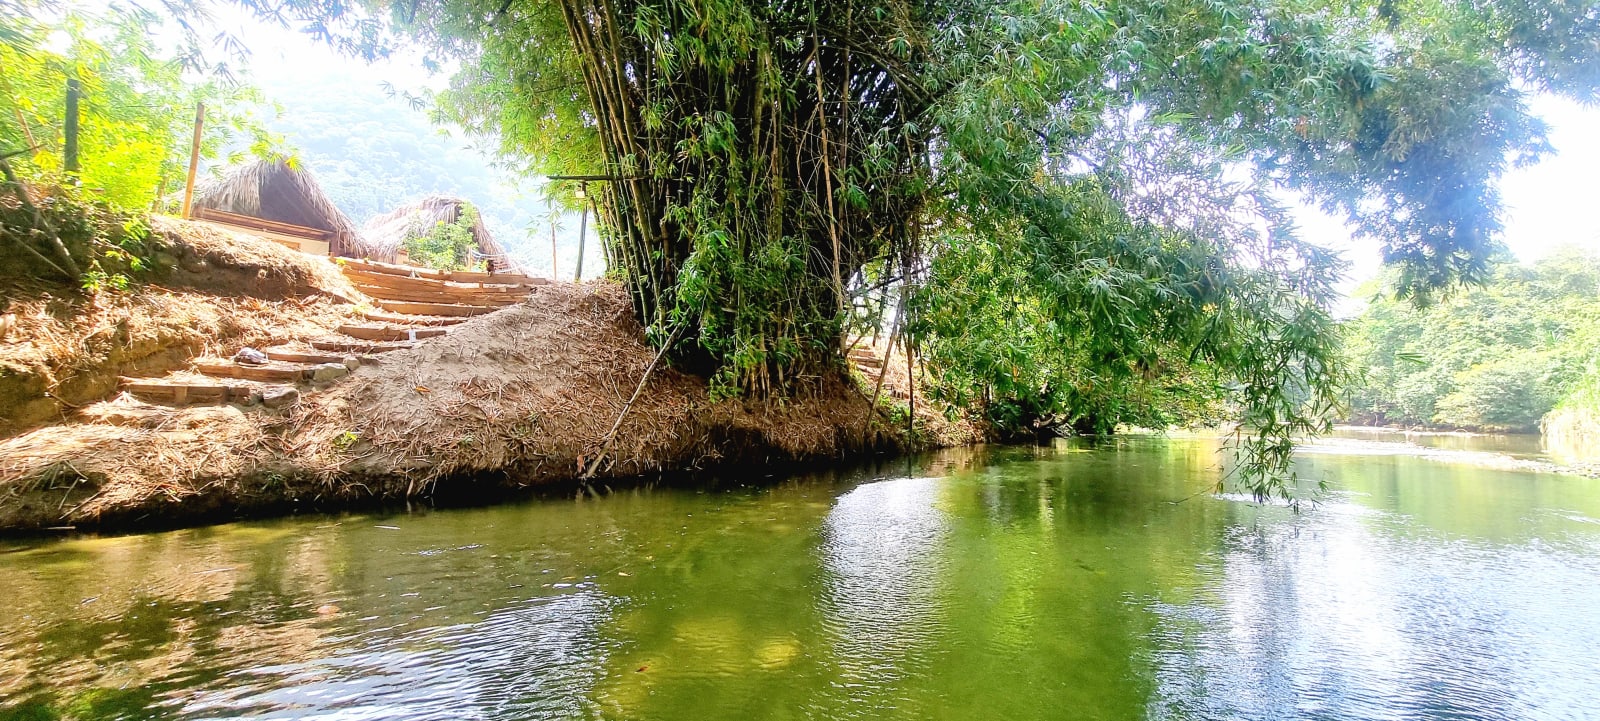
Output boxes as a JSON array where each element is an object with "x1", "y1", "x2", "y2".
[
  {"x1": 191, "y1": 158, "x2": 363, "y2": 257},
  {"x1": 360, "y1": 195, "x2": 514, "y2": 273}
]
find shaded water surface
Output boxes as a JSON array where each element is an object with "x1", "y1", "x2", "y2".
[{"x1": 4, "y1": 434, "x2": 1599, "y2": 720}]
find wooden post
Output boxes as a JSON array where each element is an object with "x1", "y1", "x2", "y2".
[
  {"x1": 62, "y1": 78, "x2": 80, "y2": 173},
  {"x1": 574, "y1": 199, "x2": 588, "y2": 282},
  {"x1": 180, "y1": 103, "x2": 204, "y2": 218}
]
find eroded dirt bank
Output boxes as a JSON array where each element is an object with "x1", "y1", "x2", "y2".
[
  {"x1": 0, "y1": 227, "x2": 975, "y2": 533},
  {"x1": 0, "y1": 217, "x2": 362, "y2": 435}
]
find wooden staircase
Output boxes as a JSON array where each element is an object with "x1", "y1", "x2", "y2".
[
  {"x1": 117, "y1": 259, "x2": 549, "y2": 409},
  {"x1": 847, "y1": 340, "x2": 911, "y2": 401}
]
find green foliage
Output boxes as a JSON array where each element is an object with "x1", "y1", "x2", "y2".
[
  {"x1": 401, "y1": 203, "x2": 481, "y2": 271},
  {"x1": 1432, "y1": 353, "x2": 1561, "y2": 430},
  {"x1": 0, "y1": 2, "x2": 279, "y2": 212},
  {"x1": 1346, "y1": 250, "x2": 1600, "y2": 432},
  {"x1": 1543, "y1": 364, "x2": 1600, "y2": 453},
  {"x1": 0, "y1": 179, "x2": 153, "y2": 289}
]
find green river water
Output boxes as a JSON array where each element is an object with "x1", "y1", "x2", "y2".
[{"x1": 3, "y1": 433, "x2": 1599, "y2": 720}]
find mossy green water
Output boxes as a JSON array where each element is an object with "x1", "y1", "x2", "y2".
[{"x1": 3, "y1": 434, "x2": 1598, "y2": 720}]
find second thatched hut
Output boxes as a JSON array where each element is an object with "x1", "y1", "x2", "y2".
[
  {"x1": 360, "y1": 195, "x2": 514, "y2": 273},
  {"x1": 190, "y1": 157, "x2": 363, "y2": 257}
]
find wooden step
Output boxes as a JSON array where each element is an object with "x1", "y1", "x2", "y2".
[
  {"x1": 358, "y1": 308, "x2": 471, "y2": 326},
  {"x1": 120, "y1": 378, "x2": 255, "y2": 405},
  {"x1": 350, "y1": 276, "x2": 526, "y2": 301},
  {"x1": 342, "y1": 265, "x2": 539, "y2": 293},
  {"x1": 310, "y1": 338, "x2": 414, "y2": 354},
  {"x1": 353, "y1": 283, "x2": 525, "y2": 306},
  {"x1": 375, "y1": 300, "x2": 500, "y2": 317},
  {"x1": 337, "y1": 324, "x2": 449, "y2": 342},
  {"x1": 263, "y1": 348, "x2": 361, "y2": 366},
  {"x1": 339, "y1": 258, "x2": 547, "y2": 285},
  {"x1": 194, "y1": 359, "x2": 314, "y2": 382}
]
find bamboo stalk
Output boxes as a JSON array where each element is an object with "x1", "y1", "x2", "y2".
[
  {"x1": 63, "y1": 79, "x2": 80, "y2": 173},
  {"x1": 180, "y1": 103, "x2": 204, "y2": 218},
  {"x1": 813, "y1": 37, "x2": 847, "y2": 326}
]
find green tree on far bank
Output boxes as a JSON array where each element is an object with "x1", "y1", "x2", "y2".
[{"x1": 1346, "y1": 250, "x2": 1600, "y2": 432}]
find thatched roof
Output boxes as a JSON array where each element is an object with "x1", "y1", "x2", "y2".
[
  {"x1": 360, "y1": 195, "x2": 515, "y2": 273},
  {"x1": 191, "y1": 158, "x2": 363, "y2": 257}
]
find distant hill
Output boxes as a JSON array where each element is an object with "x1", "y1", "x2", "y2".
[{"x1": 237, "y1": 67, "x2": 602, "y2": 279}]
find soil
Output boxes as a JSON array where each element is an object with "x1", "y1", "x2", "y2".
[
  {"x1": 0, "y1": 217, "x2": 361, "y2": 435},
  {"x1": 0, "y1": 222, "x2": 982, "y2": 534}
]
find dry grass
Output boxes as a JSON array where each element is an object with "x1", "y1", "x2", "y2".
[
  {"x1": 0, "y1": 218, "x2": 363, "y2": 435},
  {"x1": 0, "y1": 404, "x2": 275, "y2": 523},
  {"x1": 289, "y1": 282, "x2": 899, "y2": 488},
  {"x1": 850, "y1": 336, "x2": 988, "y2": 448},
  {"x1": 0, "y1": 280, "x2": 955, "y2": 532}
]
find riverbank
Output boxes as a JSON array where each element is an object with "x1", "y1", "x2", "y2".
[
  {"x1": 1316, "y1": 426, "x2": 1600, "y2": 477},
  {"x1": 0, "y1": 220, "x2": 980, "y2": 534}
]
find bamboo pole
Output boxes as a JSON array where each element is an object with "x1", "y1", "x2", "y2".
[
  {"x1": 813, "y1": 40, "x2": 845, "y2": 324},
  {"x1": 180, "y1": 103, "x2": 204, "y2": 218},
  {"x1": 62, "y1": 79, "x2": 80, "y2": 173},
  {"x1": 574, "y1": 194, "x2": 588, "y2": 282},
  {"x1": 551, "y1": 223, "x2": 559, "y2": 279}
]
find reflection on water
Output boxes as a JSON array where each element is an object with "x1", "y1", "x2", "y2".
[
  {"x1": 184, "y1": 590, "x2": 617, "y2": 720},
  {"x1": 1328, "y1": 425, "x2": 1597, "y2": 464},
  {"x1": 816, "y1": 477, "x2": 948, "y2": 718},
  {"x1": 3, "y1": 437, "x2": 1600, "y2": 720}
]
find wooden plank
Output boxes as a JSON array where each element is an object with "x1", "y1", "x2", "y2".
[
  {"x1": 193, "y1": 359, "x2": 311, "y2": 382},
  {"x1": 345, "y1": 273, "x2": 532, "y2": 297},
  {"x1": 197, "y1": 220, "x2": 331, "y2": 256},
  {"x1": 341, "y1": 265, "x2": 540, "y2": 292},
  {"x1": 339, "y1": 257, "x2": 543, "y2": 285},
  {"x1": 263, "y1": 348, "x2": 354, "y2": 365},
  {"x1": 337, "y1": 324, "x2": 449, "y2": 342},
  {"x1": 339, "y1": 257, "x2": 450, "y2": 280},
  {"x1": 442, "y1": 269, "x2": 548, "y2": 285},
  {"x1": 358, "y1": 308, "x2": 471, "y2": 326},
  {"x1": 194, "y1": 207, "x2": 332, "y2": 240},
  {"x1": 374, "y1": 300, "x2": 500, "y2": 317},
  {"x1": 120, "y1": 378, "x2": 251, "y2": 404},
  {"x1": 247, "y1": 230, "x2": 329, "y2": 256},
  {"x1": 353, "y1": 283, "x2": 524, "y2": 306},
  {"x1": 310, "y1": 338, "x2": 414, "y2": 354}
]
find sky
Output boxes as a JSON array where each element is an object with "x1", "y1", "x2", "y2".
[
  {"x1": 1292, "y1": 93, "x2": 1600, "y2": 305},
  {"x1": 187, "y1": 7, "x2": 1600, "y2": 302}
]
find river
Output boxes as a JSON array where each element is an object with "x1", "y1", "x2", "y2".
[{"x1": 3, "y1": 432, "x2": 1599, "y2": 720}]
